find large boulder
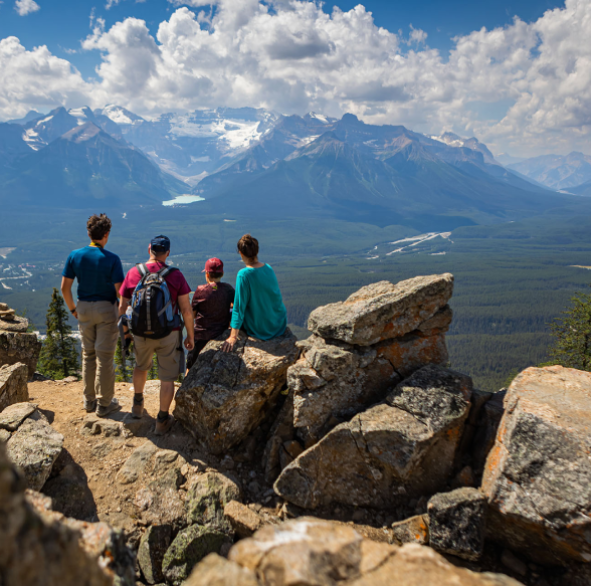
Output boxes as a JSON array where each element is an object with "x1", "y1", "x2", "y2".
[
  {"x1": 218, "y1": 517, "x2": 521, "y2": 586},
  {"x1": 174, "y1": 330, "x2": 299, "y2": 455},
  {"x1": 427, "y1": 487, "x2": 487, "y2": 561},
  {"x1": 482, "y1": 366, "x2": 591, "y2": 565},
  {"x1": 0, "y1": 363, "x2": 29, "y2": 411},
  {"x1": 274, "y1": 365, "x2": 473, "y2": 509},
  {"x1": 289, "y1": 335, "x2": 399, "y2": 445},
  {"x1": 307, "y1": 274, "x2": 453, "y2": 346},
  {"x1": 184, "y1": 553, "x2": 259, "y2": 586},
  {"x1": 0, "y1": 330, "x2": 42, "y2": 379},
  {"x1": 6, "y1": 410, "x2": 64, "y2": 490},
  {"x1": 0, "y1": 442, "x2": 134, "y2": 586}
]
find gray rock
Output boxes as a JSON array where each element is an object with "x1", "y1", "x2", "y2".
[
  {"x1": 174, "y1": 330, "x2": 299, "y2": 455},
  {"x1": 186, "y1": 471, "x2": 241, "y2": 532},
  {"x1": 482, "y1": 366, "x2": 591, "y2": 565},
  {"x1": 289, "y1": 335, "x2": 399, "y2": 445},
  {"x1": 0, "y1": 363, "x2": 29, "y2": 412},
  {"x1": 274, "y1": 365, "x2": 472, "y2": 509},
  {"x1": 263, "y1": 390, "x2": 295, "y2": 483},
  {"x1": 427, "y1": 487, "x2": 487, "y2": 561},
  {"x1": 6, "y1": 417, "x2": 63, "y2": 490},
  {"x1": 0, "y1": 442, "x2": 134, "y2": 586},
  {"x1": 138, "y1": 525, "x2": 172, "y2": 585},
  {"x1": 307, "y1": 273, "x2": 453, "y2": 346},
  {"x1": 0, "y1": 331, "x2": 42, "y2": 379},
  {"x1": 0, "y1": 315, "x2": 29, "y2": 333},
  {"x1": 162, "y1": 524, "x2": 227, "y2": 585},
  {"x1": 0, "y1": 401, "x2": 36, "y2": 431}
]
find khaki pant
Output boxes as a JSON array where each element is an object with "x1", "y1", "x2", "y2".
[
  {"x1": 77, "y1": 301, "x2": 118, "y2": 407},
  {"x1": 134, "y1": 330, "x2": 181, "y2": 382}
]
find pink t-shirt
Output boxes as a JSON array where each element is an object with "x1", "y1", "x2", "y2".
[{"x1": 120, "y1": 262, "x2": 191, "y2": 330}]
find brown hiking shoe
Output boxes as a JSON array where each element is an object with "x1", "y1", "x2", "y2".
[
  {"x1": 154, "y1": 414, "x2": 174, "y2": 436},
  {"x1": 131, "y1": 395, "x2": 144, "y2": 419},
  {"x1": 96, "y1": 398, "x2": 121, "y2": 418}
]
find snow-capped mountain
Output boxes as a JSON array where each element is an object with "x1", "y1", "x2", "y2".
[{"x1": 432, "y1": 132, "x2": 498, "y2": 165}]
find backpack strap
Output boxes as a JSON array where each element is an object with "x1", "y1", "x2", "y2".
[
  {"x1": 157, "y1": 266, "x2": 178, "y2": 279},
  {"x1": 136, "y1": 263, "x2": 148, "y2": 277}
]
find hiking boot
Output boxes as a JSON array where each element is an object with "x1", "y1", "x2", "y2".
[
  {"x1": 154, "y1": 414, "x2": 174, "y2": 436},
  {"x1": 131, "y1": 395, "x2": 144, "y2": 419},
  {"x1": 96, "y1": 398, "x2": 121, "y2": 418},
  {"x1": 84, "y1": 398, "x2": 97, "y2": 413}
]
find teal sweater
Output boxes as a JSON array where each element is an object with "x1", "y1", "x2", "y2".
[{"x1": 231, "y1": 264, "x2": 287, "y2": 340}]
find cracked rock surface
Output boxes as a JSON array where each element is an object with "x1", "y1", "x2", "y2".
[
  {"x1": 274, "y1": 365, "x2": 473, "y2": 509},
  {"x1": 482, "y1": 365, "x2": 591, "y2": 565},
  {"x1": 174, "y1": 329, "x2": 298, "y2": 455}
]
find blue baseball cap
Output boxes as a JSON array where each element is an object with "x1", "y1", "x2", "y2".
[{"x1": 150, "y1": 235, "x2": 170, "y2": 253}]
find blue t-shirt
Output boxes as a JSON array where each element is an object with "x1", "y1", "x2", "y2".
[
  {"x1": 62, "y1": 245, "x2": 124, "y2": 303},
  {"x1": 231, "y1": 264, "x2": 287, "y2": 340}
]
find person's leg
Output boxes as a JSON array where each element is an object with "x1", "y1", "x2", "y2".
[
  {"x1": 160, "y1": 381, "x2": 175, "y2": 412},
  {"x1": 154, "y1": 331, "x2": 181, "y2": 435},
  {"x1": 131, "y1": 335, "x2": 156, "y2": 418},
  {"x1": 77, "y1": 302, "x2": 97, "y2": 410},
  {"x1": 94, "y1": 302, "x2": 119, "y2": 408}
]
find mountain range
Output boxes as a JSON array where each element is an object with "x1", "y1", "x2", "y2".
[{"x1": 0, "y1": 104, "x2": 588, "y2": 229}]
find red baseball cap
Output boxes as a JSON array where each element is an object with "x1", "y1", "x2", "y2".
[{"x1": 203, "y1": 257, "x2": 224, "y2": 273}]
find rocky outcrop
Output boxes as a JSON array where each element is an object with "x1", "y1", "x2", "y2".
[
  {"x1": 0, "y1": 305, "x2": 41, "y2": 379},
  {"x1": 0, "y1": 363, "x2": 29, "y2": 411},
  {"x1": 427, "y1": 487, "x2": 487, "y2": 561},
  {"x1": 174, "y1": 330, "x2": 299, "y2": 455},
  {"x1": 286, "y1": 275, "x2": 453, "y2": 450},
  {"x1": 183, "y1": 517, "x2": 522, "y2": 586},
  {"x1": 307, "y1": 274, "x2": 454, "y2": 346},
  {"x1": 290, "y1": 335, "x2": 399, "y2": 445},
  {"x1": 274, "y1": 365, "x2": 473, "y2": 509},
  {"x1": 3, "y1": 402, "x2": 63, "y2": 490},
  {"x1": 482, "y1": 366, "x2": 591, "y2": 565},
  {"x1": 0, "y1": 442, "x2": 134, "y2": 586}
]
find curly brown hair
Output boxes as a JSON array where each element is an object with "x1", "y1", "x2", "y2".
[
  {"x1": 237, "y1": 234, "x2": 259, "y2": 261},
  {"x1": 87, "y1": 214, "x2": 112, "y2": 241}
]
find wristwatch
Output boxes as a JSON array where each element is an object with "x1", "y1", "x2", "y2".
[{"x1": 70, "y1": 307, "x2": 77, "y2": 314}]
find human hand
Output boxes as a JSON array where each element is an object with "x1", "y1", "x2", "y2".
[
  {"x1": 72, "y1": 310, "x2": 78, "y2": 320},
  {"x1": 221, "y1": 335, "x2": 238, "y2": 353},
  {"x1": 184, "y1": 337, "x2": 195, "y2": 351}
]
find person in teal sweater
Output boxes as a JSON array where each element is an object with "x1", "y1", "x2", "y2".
[{"x1": 222, "y1": 234, "x2": 287, "y2": 352}]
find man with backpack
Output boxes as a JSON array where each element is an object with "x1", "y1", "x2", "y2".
[{"x1": 118, "y1": 235, "x2": 194, "y2": 435}]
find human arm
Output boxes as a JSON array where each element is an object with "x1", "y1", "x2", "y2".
[
  {"x1": 178, "y1": 293, "x2": 195, "y2": 351},
  {"x1": 60, "y1": 277, "x2": 77, "y2": 319},
  {"x1": 222, "y1": 278, "x2": 247, "y2": 352},
  {"x1": 114, "y1": 282, "x2": 122, "y2": 300}
]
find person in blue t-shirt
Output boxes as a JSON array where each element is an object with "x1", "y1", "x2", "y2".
[
  {"x1": 61, "y1": 214, "x2": 124, "y2": 417},
  {"x1": 222, "y1": 234, "x2": 287, "y2": 353}
]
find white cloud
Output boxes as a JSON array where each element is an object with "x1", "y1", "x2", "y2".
[
  {"x1": 1, "y1": 0, "x2": 591, "y2": 155},
  {"x1": 14, "y1": 0, "x2": 40, "y2": 16}
]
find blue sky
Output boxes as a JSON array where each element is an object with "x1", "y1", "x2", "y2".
[
  {"x1": 0, "y1": 0, "x2": 588, "y2": 156},
  {"x1": 0, "y1": 0, "x2": 563, "y2": 79}
]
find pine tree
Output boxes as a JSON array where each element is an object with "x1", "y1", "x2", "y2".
[
  {"x1": 38, "y1": 288, "x2": 80, "y2": 379},
  {"x1": 545, "y1": 291, "x2": 591, "y2": 371},
  {"x1": 115, "y1": 338, "x2": 135, "y2": 382}
]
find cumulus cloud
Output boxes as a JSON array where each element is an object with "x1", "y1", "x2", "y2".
[
  {"x1": 1, "y1": 0, "x2": 591, "y2": 155},
  {"x1": 0, "y1": 37, "x2": 88, "y2": 116},
  {"x1": 14, "y1": 0, "x2": 40, "y2": 16}
]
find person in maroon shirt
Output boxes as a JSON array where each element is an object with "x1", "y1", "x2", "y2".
[
  {"x1": 118, "y1": 235, "x2": 194, "y2": 435},
  {"x1": 186, "y1": 257, "x2": 235, "y2": 372}
]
